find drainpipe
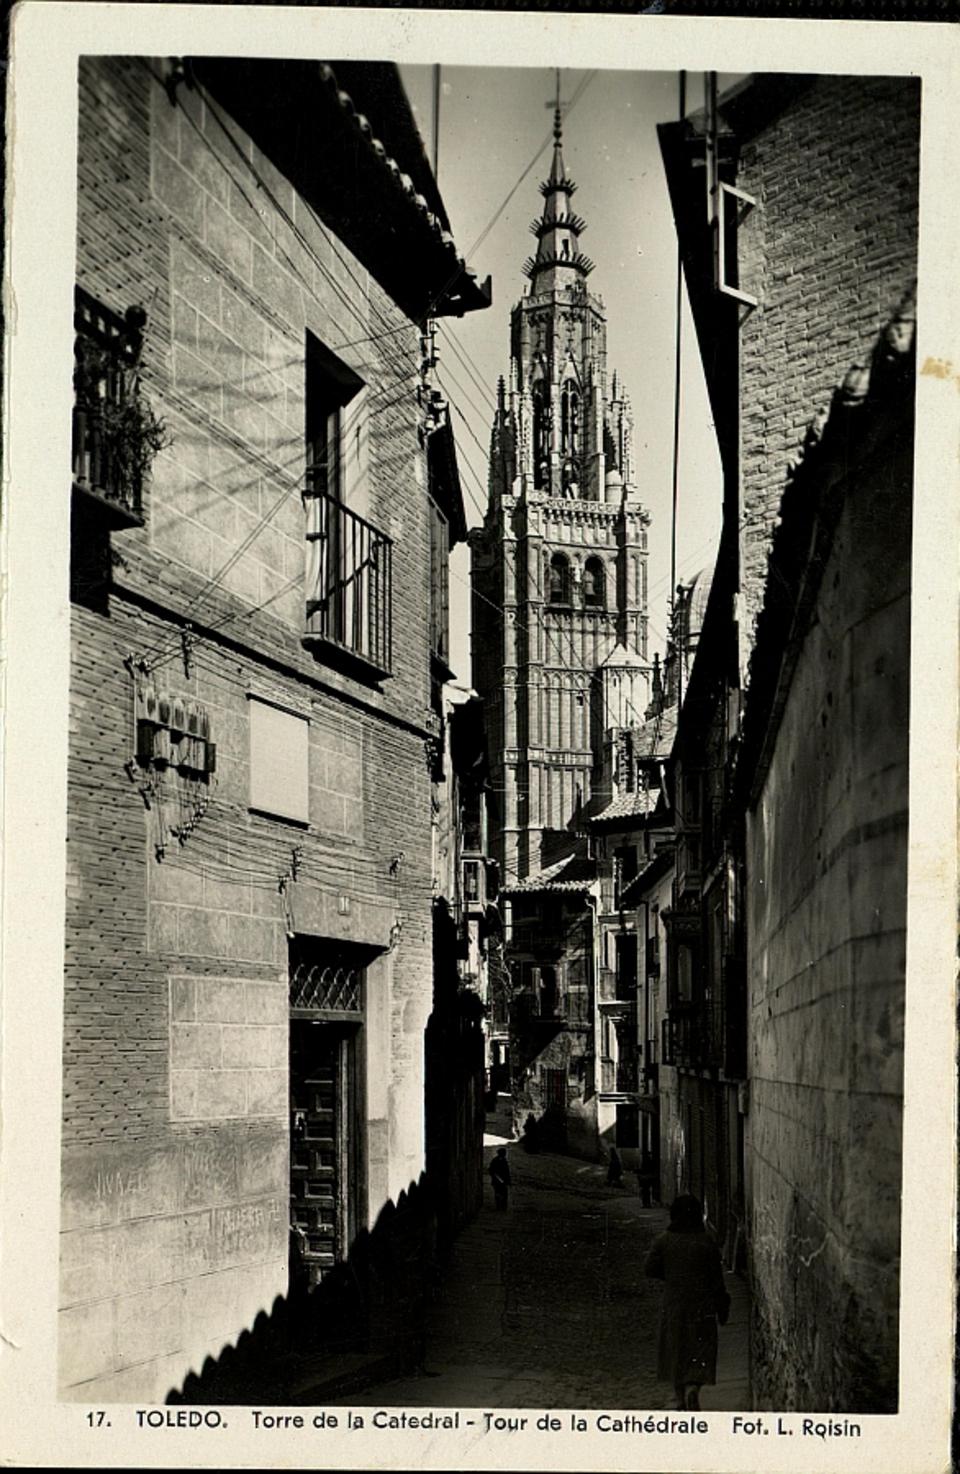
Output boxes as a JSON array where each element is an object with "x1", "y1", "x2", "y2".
[{"x1": 585, "y1": 886, "x2": 602, "y2": 1123}]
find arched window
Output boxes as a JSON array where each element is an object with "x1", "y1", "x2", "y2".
[
  {"x1": 561, "y1": 378, "x2": 580, "y2": 457},
  {"x1": 583, "y1": 556, "x2": 605, "y2": 608},
  {"x1": 548, "y1": 553, "x2": 571, "y2": 605},
  {"x1": 532, "y1": 379, "x2": 548, "y2": 487}
]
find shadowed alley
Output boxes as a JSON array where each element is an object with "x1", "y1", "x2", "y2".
[{"x1": 344, "y1": 1107, "x2": 750, "y2": 1411}]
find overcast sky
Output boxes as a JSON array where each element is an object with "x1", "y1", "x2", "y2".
[{"x1": 399, "y1": 64, "x2": 725, "y2": 684}]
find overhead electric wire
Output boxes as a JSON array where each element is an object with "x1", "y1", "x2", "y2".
[
  {"x1": 145, "y1": 62, "x2": 423, "y2": 405},
  {"x1": 136, "y1": 79, "x2": 434, "y2": 669},
  {"x1": 436, "y1": 322, "x2": 497, "y2": 413},
  {"x1": 141, "y1": 59, "x2": 600, "y2": 677},
  {"x1": 467, "y1": 68, "x2": 597, "y2": 262},
  {"x1": 139, "y1": 368, "x2": 425, "y2": 672},
  {"x1": 141, "y1": 61, "x2": 680, "y2": 763}
]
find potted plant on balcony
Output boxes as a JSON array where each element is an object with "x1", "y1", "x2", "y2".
[{"x1": 73, "y1": 308, "x2": 168, "y2": 511}]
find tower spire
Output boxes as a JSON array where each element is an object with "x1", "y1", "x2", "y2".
[{"x1": 523, "y1": 70, "x2": 594, "y2": 286}]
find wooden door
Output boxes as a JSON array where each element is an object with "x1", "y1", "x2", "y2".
[{"x1": 290, "y1": 1023, "x2": 344, "y2": 1286}]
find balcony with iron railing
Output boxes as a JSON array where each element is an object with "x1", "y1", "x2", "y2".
[
  {"x1": 514, "y1": 988, "x2": 591, "y2": 1029},
  {"x1": 662, "y1": 1002, "x2": 715, "y2": 1071},
  {"x1": 616, "y1": 1057, "x2": 640, "y2": 1092},
  {"x1": 463, "y1": 857, "x2": 485, "y2": 913},
  {"x1": 675, "y1": 828, "x2": 702, "y2": 897},
  {"x1": 303, "y1": 478, "x2": 393, "y2": 680},
  {"x1": 598, "y1": 1055, "x2": 641, "y2": 1096},
  {"x1": 598, "y1": 967, "x2": 617, "y2": 1003},
  {"x1": 72, "y1": 288, "x2": 151, "y2": 528}
]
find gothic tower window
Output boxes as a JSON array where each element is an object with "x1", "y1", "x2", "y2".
[
  {"x1": 561, "y1": 378, "x2": 580, "y2": 458},
  {"x1": 532, "y1": 377, "x2": 548, "y2": 488},
  {"x1": 548, "y1": 552, "x2": 571, "y2": 605},
  {"x1": 583, "y1": 556, "x2": 605, "y2": 609}
]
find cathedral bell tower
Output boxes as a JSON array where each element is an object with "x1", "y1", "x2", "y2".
[{"x1": 471, "y1": 88, "x2": 651, "y2": 887}]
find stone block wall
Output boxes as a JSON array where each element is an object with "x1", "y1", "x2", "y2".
[
  {"x1": 745, "y1": 439, "x2": 912, "y2": 1411},
  {"x1": 63, "y1": 57, "x2": 438, "y2": 1401},
  {"x1": 737, "y1": 74, "x2": 921, "y2": 640},
  {"x1": 735, "y1": 72, "x2": 919, "y2": 1415}
]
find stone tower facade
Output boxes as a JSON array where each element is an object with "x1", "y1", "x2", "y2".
[{"x1": 471, "y1": 106, "x2": 651, "y2": 887}]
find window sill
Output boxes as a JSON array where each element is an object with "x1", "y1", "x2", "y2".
[
  {"x1": 72, "y1": 479, "x2": 144, "y2": 531},
  {"x1": 302, "y1": 631, "x2": 391, "y2": 686}
]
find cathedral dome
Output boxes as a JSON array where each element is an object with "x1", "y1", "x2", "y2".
[{"x1": 685, "y1": 563, "x2": 714, "y2": 646}]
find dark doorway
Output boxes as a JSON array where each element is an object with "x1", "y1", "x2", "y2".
[{"x1": 288, "y1": 937, "x2": 368, "y2": 1291}]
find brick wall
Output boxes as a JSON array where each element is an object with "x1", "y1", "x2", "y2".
[
  {"x1": 62, "y1": 57, "x2": 439, "y2": 1401},
  {"x1": 738, "y1": 75, "x2": 920, "y2": 639}
]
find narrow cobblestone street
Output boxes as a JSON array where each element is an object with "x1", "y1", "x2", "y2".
[{"x1": 348, "y1": 1102, "x2": 751, "y2": 1411}]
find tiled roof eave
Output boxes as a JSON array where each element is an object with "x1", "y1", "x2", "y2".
[{"x1": 501, "y1": 878, "x2": 595, "y2": 897}]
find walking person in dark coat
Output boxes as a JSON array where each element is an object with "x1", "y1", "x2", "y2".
[
  {"x1": 606, "y1": 1145, "x2": 624, "y2": 1187},
  {"x1": 644, "y1": 1194, "x2": 730, "y2": 1411},
  {"x1": 489, "y1": 1146, "x2": 511, "y2": 1210},
  {"x1": 636, "y1": 1150, "x2": 656, "y2": 1207}
]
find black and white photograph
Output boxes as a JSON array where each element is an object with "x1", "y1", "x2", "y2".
[{"x1": 0, "y1": 6, "x2": 957, "y2": 1471}]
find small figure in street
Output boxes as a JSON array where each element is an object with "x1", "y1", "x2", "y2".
[
  {"x1": 606, "y1": 1145, "x2": 624, "y2": 1187},
  {"x1": 489, "y1": 1146, "x2": 511, "y2": 1211},
  {"x1": 636, "y1": 1150, "x2": 656, "y2": 1207},
  {"x1": 644, "y1": 1194, "x2": 731, "y2": 1412}
]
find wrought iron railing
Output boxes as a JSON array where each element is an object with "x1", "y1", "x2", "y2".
[
  {"x1": 662, "y1": 1004, "x2": 711, "y2": 1070},
  {"x1": 72, "y1": 288, "x2": 148, "y2": 523},
  {"x1": 616, "y1": 1059, "x2": 639, "y2": 1092},
  {"x1": 303, "y1": 481, "x2": 393, "y2": 677},
  {"x1": 514, "y1": 989, "x2": 591, "y2": 1027}
]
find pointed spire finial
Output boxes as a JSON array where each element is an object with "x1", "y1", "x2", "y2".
[{"x1": 524, "y1": 70, "x2": 593, "y2": 285}]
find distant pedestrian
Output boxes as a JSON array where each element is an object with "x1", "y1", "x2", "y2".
[
  {"x1": 489, "y1": 1146, "x2": 511, "y2": 1210},
  {"x1": 636, "y1": 1151, "x2": 656, "y2": 1207},
  {"x1": 606, "y1": 1145, "x2": 624, "y2": 1187},
  {"x1": 644, "y1": 1194, "x2": 730, "y2": 1411}
]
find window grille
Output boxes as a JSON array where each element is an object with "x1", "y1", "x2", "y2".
[
  {"x1": 72, "y1": 287, "x2": 149, "y2": 525},
  {"x1": 303, "y1": 331, "x2": 389, "y2": 677},
  {"x1": 289, "y1": 961, "x2": 362, "y2": 1013},
  {"x1": 304, "y1": 486, "x2": 393, "y2": 677}
]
